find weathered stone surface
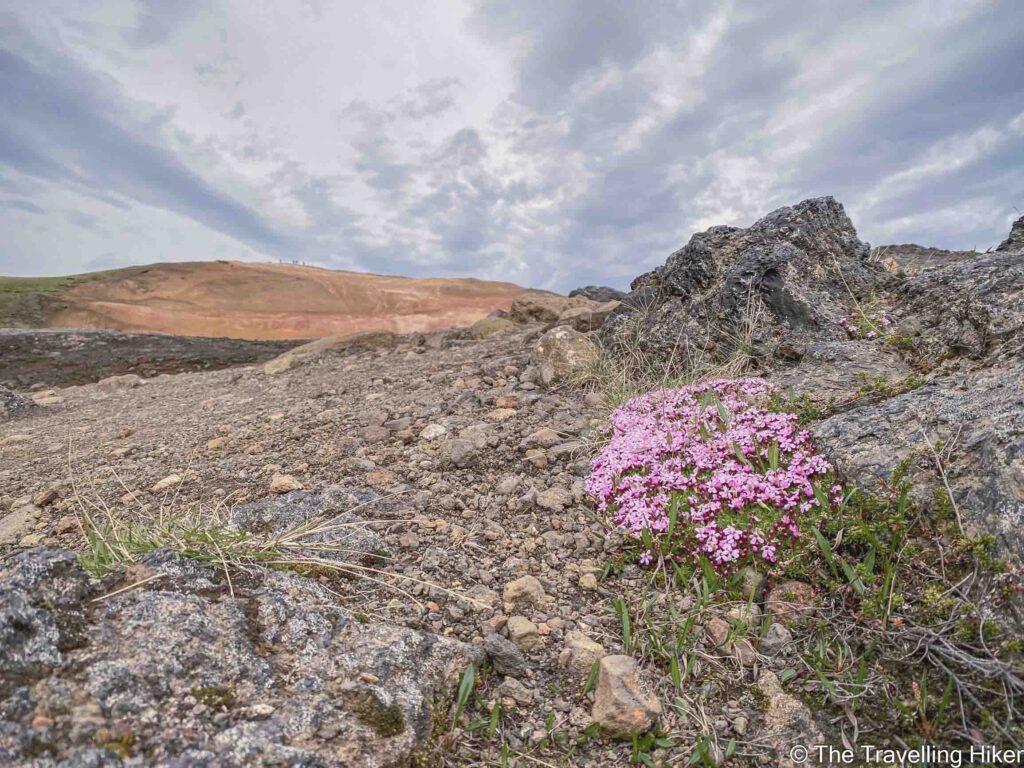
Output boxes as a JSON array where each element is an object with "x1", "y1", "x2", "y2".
[
  {"x1": 760, "y1": 623, "x2": 794, "y2": 656},
  {"x1": 899, "y1": 246, "x2": 1023, "y2": 364},
  {"x1": 484, "y1": 633, "x2": 530, "y2": 677},
  {"x1": 756, "y1": 671, "x2": 825, "y2": 768},
  {"x1": 768, "y1": 340, "x2": 912, "y2": 403},
  {"x1": 510, "y1": 293, "x2": 593, "y2": 323},
  {"x1": 0, "y1": 502, "x2": 38, "y2": 545},
  {"x1": 0, "y1": 384, "x2": 36, "y2": 420},
  {"x1": 469, "y1": 316, "x2": 518, "y2": 338},
  {"x1": 591, "y1": 655, "x2": 661, "y2": 734},
  {"x1": 263, "y1": 331, "x2": 397, "y2": 374},
  {"x1": 569, "y1": 286, "x2": 628, "y2": 303},
  {"x1": 558, "y1": 300, "x2": 621, "y2": 332},
  {"x1": 502, "y1": 575, "x2": 546, "y2": 611},
  {"x1": 602, "y1": 197, "x2": 885, "y2": 368},
  {"x1": 558, "y1": 631, "x2": 604, "y2": 680},
  {"x1": 765, "y1": 581, "x2": 818, "y2": 625},
  {"x1": 876, "y1": 243, "x2": 977, "y2": 276},
  {"x1": 811, "y1": 367, "x2": 1024, "y2": 553},
  {"x1": 531, "y1": 327, "x2": 599, "y2": 388},
  {"x1": 228, "y1": 488, "x2": 391, "y2": 565},
  {"x1": 0, "y1": 549, "x2": 480, "y2": 767},
  {"x1": 97, "y1": 373, "x2": 144, "y2": 391},
  {"x1": 0, "y1": 550, "x2": 91, "y2": 697},
  {"x1": 268, "y1": 473, "x2": 303, "y2": 494},
  {"x1": 506, "y1": 616, "x2": 540, "y2": 649}
]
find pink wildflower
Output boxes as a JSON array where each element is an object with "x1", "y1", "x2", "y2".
[{"x1": 585, "y1": 379, "x2": 834, "y2": 573}]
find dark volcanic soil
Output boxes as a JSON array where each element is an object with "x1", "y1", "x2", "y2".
[{"x1": 0, "y1": 328, "x2": 302, "y2": 388}]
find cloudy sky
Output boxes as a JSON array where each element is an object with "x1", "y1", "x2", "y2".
[{"x1": 2, "y1": 1, "x2": 1022, "y2": 291}]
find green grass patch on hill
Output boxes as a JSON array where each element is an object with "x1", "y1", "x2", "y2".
[{"x1": 0, "y1": 271, "x2": 120, "y2": 327}]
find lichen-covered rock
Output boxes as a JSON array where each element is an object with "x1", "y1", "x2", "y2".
[
  {"x1": 510, "y1": 293, "x2": 594, "y2": 323},
  {"x1": 228, "y1": 488, "x2": 391, "y2": 565},
  {"x1": 591, "y1": 655, "x2": 661, "y2": 734},
  {"x1": 811, "y1": 367, "x2": 1024, "y2": 554},
  {"x1": 601, "y1": 197, "x2": 886, "y2": 367},
  {"x1": 531, "y1": 327, "x2": 599, "y2": 387},
  {"x1": 0, "y1": 549, "x2": 481, "y2": 767},
  {"x1": 0, "y1": 549, "x2": 91, "y2": 697},
  {"x1": 898, "y1": 247, "x2": 1023, "y2": 364},
  {"x1": 767, "y1": 340, "x2": 912, "y2": 403},
  {"x1": 0, "y1": 383, "x2": 35, "y2": 420},
  {"x1": 756, "y1": 670, "x2": 824, "y2": 768},
  {"x1": 469, "y1": 316, "x2": 518, "y2": 338}
]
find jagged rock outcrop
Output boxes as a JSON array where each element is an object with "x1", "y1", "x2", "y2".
[
  {"x1": 0, "y1": 548, "x2": 480, "y2": 767},
  {"x1": 608, "y1": 203, "x2": 1024, "y2": 556},
  {"x1": 997, "y1": 215, "x2": 1024, "y2": 252},
  {"x1": 808, "y1": 218, "x2": 1024, "y2": 553},
  {"x1": 601, "y1": 197, "x2": 887, "y2": 367},
  {"x1": 875, "y1": 243, "x2": 977, "y2": 276},
  {"x1": 899, "y1": 244, "x2": 1023, "y2": 363}
]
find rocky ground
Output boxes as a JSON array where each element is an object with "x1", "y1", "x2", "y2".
[
  {"x1": 1, "y1": 201, "x2": 1022, "y2": 767},
  {"x1": 2, "y1": 311, "x2": 678, "y2": 767},
  {"x1": 0, "y1": 329, "x2": 300, "y2": 389}
]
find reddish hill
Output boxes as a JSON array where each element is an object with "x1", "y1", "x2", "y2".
[{"x1": 12, "y1": 261, "x2": 542, "y2": 340}]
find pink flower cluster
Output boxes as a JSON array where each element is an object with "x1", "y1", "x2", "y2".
[
  {"x1": 586, "y1": 379, "x2": 835, "y2": 572},
  {"x1": 839, "y1": 309, "x2": 892, "y2": 340}
]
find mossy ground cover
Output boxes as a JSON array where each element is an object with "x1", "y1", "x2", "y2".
[{"x1": 0, "y1": 271, "x2": 119, "y2": 327}]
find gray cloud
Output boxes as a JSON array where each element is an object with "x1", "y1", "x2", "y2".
[
  {"x1": 0, "y1": 44, "x2": 288, "y2": 253},
  {"x1": 2, "y1": 1, "x2": 1023, "y2": 289}
]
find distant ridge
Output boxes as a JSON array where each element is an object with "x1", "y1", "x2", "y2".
[{"x1": 0, "y1": 261, "x2": 546, "y2": 340}]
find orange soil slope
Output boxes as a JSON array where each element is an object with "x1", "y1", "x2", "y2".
[{"x1": 41, "y1": 261, "x2": 540, "y2": 340}]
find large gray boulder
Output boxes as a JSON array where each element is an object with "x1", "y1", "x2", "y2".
[
  {"x1": 601, "y1": 197, "x2": 886, "y2": 367},
  {"x1": 807, "y1": 219, "x2": 1024, "y2": 554},
  {"x1": 0, "y1": 548, "x2": 480, "y2": 767},
  {"x1": 610, "y1": 201, "x2": 1024, "y2": 557}
]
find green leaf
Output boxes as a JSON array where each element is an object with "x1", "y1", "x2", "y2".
[
  {"x1": 583, "y1": 659, "x2": 601, "y2": 694},
  {"x1": 667, "y1": 494, "x2": 680, "y2": 539},
  {"x1": 488, "y1": 701, "x2": 501, "y2": 737},
  {"x1": 670, "y1": 655, "x2": 682, "y2": 690},
  {"x1": 779, "y1": 668, "x2": 797, "y2": 684},
  {"x1": 452, "y1": 663, "x2": 475, "y2": 727},
  {"x1": 811, "y1": 526, "x2": 839, "y2": 578},
  {"x1": 613, "y1": 598, "x2": 632, "y2": 650}
]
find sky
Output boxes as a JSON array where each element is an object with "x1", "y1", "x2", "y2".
[{"x1": 1, "y1": 1, "x2": 1022, "y2": 291}]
